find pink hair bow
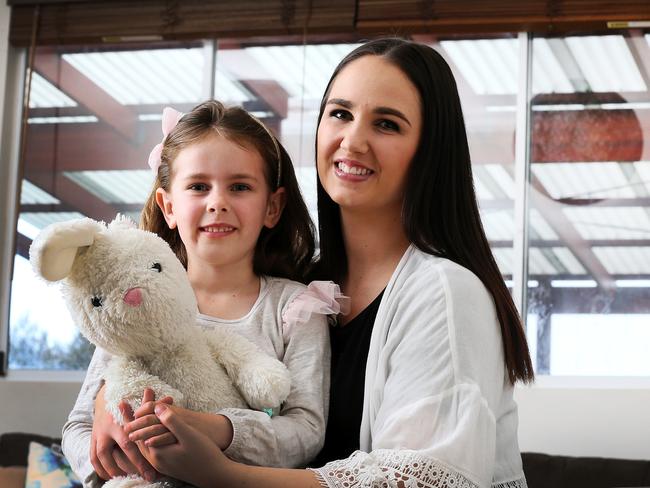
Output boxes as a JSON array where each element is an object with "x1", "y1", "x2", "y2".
[{"x1": 147, "y1": 107, "x2": 184, "y2": 174}]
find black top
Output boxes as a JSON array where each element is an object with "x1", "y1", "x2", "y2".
[{"x1": 312, "y1": 290, "x2": 384, "y2": 466}]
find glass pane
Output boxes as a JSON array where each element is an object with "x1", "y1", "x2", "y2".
[
  {"x1": 527, "y1": 32, "x2": 650, "y2": 375},
  {"x1": 433, "y1": 36, "x2": 520, "y2": 282},
  {"x1": 213, "y1": 40, "x2": 360, "y2": 229},
  {"x1": 10, "y1": 42, "x2": 206, "y2": 370}
]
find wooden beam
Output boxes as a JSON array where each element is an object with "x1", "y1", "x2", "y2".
[
  {"x1": 23, "y1": 122, "x2": 160, "y2": 173},
  {"x1": 240, "y1": 79, "x2": 289, "y2": 119},
  {"x1": 23, "y1": 172, "x2": 119, "y2": 223},
  {"x1": 33, "y1": 48, "x2": 139, "y2": 141},
  {"x1": 530, "y1": 176, "x2": 615, "y2": 288}
]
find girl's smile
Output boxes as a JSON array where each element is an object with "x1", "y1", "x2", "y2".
[{"x1": 199, "y1": 224, "x2": 236, "y2": 237}]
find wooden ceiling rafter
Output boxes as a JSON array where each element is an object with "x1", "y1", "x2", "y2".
[
  {"x1": 529, "y1": 175, "x2": 616, "y2": 288},
  {"x1": 33, "y1": 48, "x2": 139, "y2": 141}
]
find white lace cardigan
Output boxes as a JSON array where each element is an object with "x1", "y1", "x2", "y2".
[{"x1": 310, "y1": 246, "x2": 528, "y2": 488}]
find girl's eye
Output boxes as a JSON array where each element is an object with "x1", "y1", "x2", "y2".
[
  {"x1": 377, "y1": 119, "x2": 400, "y2": 132},
  {"x1": 329, "y1": 109, "x2": 352, "y2": 121},
  {"x1": 188, "y1": 183, "x2": 209, "y2": 191},
  {"x1": 231, "y1": 183, "x2": 251, "y2": 192},
  {"x1": 151, "y1": 262, "x2": 162, "y2": 272}
]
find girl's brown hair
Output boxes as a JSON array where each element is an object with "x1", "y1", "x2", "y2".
[{"x1": 141, "y1": 100, "x2": 315, "y2": 282}]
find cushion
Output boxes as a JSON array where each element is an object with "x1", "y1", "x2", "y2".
[
  {"x1": 25, "y1": 441, "x2": 81, "y2": 488},
  {"x1": 0, "y1": 466, "x2": 27, "y2": 488},
  {"x1": 0, "y1": 432, "x2": 61, "y2": 467}
]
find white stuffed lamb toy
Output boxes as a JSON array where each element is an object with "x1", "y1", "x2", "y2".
[{"x1": 29, "y1": 215, "x2": 292, "y2": 488}]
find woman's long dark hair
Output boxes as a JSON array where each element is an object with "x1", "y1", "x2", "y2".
[{"x1": 315, "y1": 38, "x2": 534, "y2": 384}]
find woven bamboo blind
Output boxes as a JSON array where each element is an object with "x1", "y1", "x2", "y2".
[
  {"x1": 357, "y1": 0, "x2": 650, "y2": 34},
  {"x1": 8, "y1": 0, "x2": 650, "y2": 46},
  {"x1": 8, "y1": 0, "x2": 357, "y2": 46}
]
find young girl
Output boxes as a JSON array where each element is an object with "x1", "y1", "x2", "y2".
[{"x1": 62, "y1": 100, "x2": 342, "y2": 486}]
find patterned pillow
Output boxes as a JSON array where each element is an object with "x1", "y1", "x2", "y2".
[{"x1": 25, "y1": 441, "x2": 81, "y2": 488}]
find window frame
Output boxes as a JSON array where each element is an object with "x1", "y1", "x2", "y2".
[{"x1": 2, "y1": 29, "x2": 650, "y2": 385}]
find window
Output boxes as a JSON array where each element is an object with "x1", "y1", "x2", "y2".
[
  {"x1": 9, "y1": 41, "x2": 207, "y2": 369},
  {"x1": 5, "y1": 30, "x2": 650, "y2": 375},
  {"x1": 527, "y1": 32, "x2": 650, "y2": 375},
  {"x1": 212, "y1": 40, "x2": 361, "y2": 229},
  {"x1": 433, "y1": 36, "x2": 520, "y2": 284}
]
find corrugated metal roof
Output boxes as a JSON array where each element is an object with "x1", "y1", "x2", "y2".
[
  {"x1": 441, "y1": 35, "x2": 645, "y2": 96},
  {"x1": 244, "y1": 44, "x2": 360, "y2": 100},
  {"x1": 19, "y1": 212, "x2": 86, "y2": 239},
  {"x1": 594, "y1": 247, "x2": 650, "y2": 274},
  {"x1": 563, "y1": 207, "x2": 650, "y2": 240},
  {"x1": 20, "y1": 180, "x2": 60, "y2": 205},
  {"x1": 63, "y1": 170, "x2": 154, "y2": 204},
  {"x1": 565, "y1": 35, "x2": 646, "y2": 93},
  {"x1": 532, "y1": 162, "x2": 638, "y2": 199},
  {"x1": 29, "y1": 72, "x2": 77, "y2": 108},
  {"x1": 63, "y1": 49, "x2": 205, "y2": 105}
]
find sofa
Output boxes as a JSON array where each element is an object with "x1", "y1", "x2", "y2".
[
  {"x1": 522, "y1": 452, "x2": 650, "y2": 488},
  {"x1": 0, "y1": 432, "x2": 62, "y2": 487},
  {"x1": 2, "y1": 432, "x2": 650, "y2": 487}
]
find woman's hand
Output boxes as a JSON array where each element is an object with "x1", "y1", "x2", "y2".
[
  {"x1": 125, "y1": 389, "x2": 233, "y2": 450},
  {"x1": 146, "y1": 403, "x2": 232, "y2": 488},
  {"x1": 90, "y1": 385, "x2": 158, "y2": 482}
]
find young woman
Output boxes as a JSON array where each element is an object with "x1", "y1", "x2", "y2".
[{"x1": 85, "y1": 38, "x2": 534, "y2": 488}]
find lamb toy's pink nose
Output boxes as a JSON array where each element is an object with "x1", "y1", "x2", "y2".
[{"x1": 123, "y1": 287, "x2": 143, "y2": 307}]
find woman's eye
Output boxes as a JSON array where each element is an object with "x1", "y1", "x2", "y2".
[
  {"x1": 330, "y1": 109, "x2": 351, "y2": 121},
  {"x1": 377, "y1": 119, "x2": 400, "y2": 132},
  {"x1": 231, "y1": 183, "x2": 250, "y2": 192},
  {"x1": 151, "y1": 262, "x2": 162, "y2": 272},
  {"x1": 189, "y1": 183, "x2": 209, "y2": 191}
]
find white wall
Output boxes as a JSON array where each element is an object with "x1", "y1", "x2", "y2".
[
  {"x1": 0, "y1": 379, "x2": 82, "y2": 438},
  {"x1": 2, "y1": 375, "x2": 650, "y2": 458},
  {"x1": 516, "y1": 381, "x2": 650, "y2": 460}
]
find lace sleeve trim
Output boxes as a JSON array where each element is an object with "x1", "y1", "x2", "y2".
[
  {"x1": 309, "y1": 449, "x2": 479, "y2": 488},
  {"x1": 493, "y1": 478, "x2": 528, "y2": 488},
  {"x1": 309, "y1": 449, "x2": 528, "y2": 488}
]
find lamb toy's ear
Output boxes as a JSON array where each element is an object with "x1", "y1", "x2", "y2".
[
  {"x1": 29, "y1": 218, "x2": 104, "y2": 282},
  {"x1": 108, "y1": 213, "x2": 137, "y2": 231}
]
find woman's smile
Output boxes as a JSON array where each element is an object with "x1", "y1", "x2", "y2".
[{"x1": 334, "y1": 158, "x2": 375, "y2": 181}]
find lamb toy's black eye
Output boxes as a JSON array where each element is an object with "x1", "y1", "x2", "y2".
[
  {"x1": 151, "y1": 262, "x2": 162, "y2": 272},
  {"x1": 91, "y1": 296, "x2": 103, "y2": 307}
]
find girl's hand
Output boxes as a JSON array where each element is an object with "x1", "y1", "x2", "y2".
[
  {"x1": 147, "y1": 403, "x2": 232, "y2": 488},
  {"x1": 124, "y1": 388, "x2": 176, "y2": 447},
  {"x1": 90, "y1": 385, "x2": 157, "y2": 482},
  {"x1": 125, "y1": 389, "x2": 234, "y2": 450}
]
